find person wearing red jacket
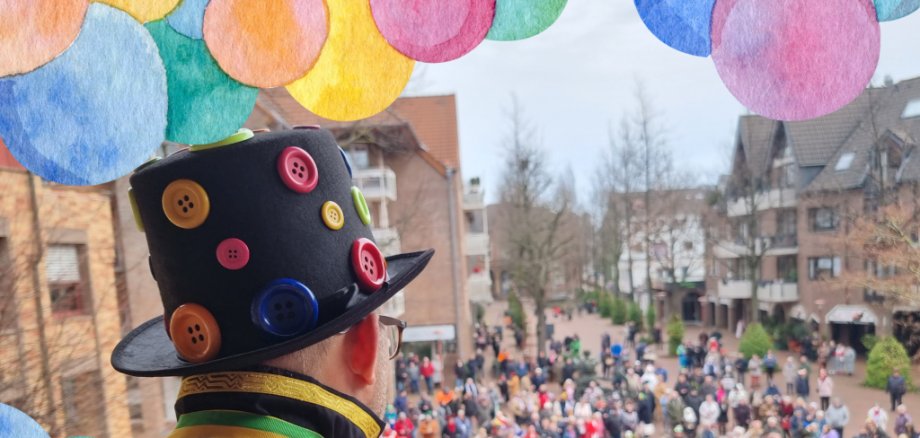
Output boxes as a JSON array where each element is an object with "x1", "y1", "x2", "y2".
[
  {"x1": 420, "y1": 356, "x2": 435, "y2": 393},
  {"x1": 394, "y1": 412, "x2": 414, "y2": 438}
]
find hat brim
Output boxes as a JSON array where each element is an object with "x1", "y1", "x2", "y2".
[{"x1": 111, "y1": 249, "x2": 433, "y2": 377}]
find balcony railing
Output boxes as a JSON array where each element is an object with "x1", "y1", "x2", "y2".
[
  {"x1": 717, "y1": 279, "x2": 799, "y2": 303},
  {"x1": 465, "y1": 232, "x2": 489, "y2": 256},
  {"x1": 467, "y1": 272, "x2": 493, "y2": 303},
  {"x1": 727, "y1": 188, "x2": 797, "y2": 217},
  {"x1": 353, "y1": 167, "x2": 397, "y2": 201},
  {"x1": 373, "y1": 227, "x2": 401, "y2": 256},
  {"x1": 714, "y1": 235, "x2": 798, "y2": 259}
]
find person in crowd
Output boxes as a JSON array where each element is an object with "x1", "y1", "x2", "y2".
[
  {"x1": 784, "y1": 356, "x2": 799, "y2": 395},
  {"x1": 748, "y1": 353, "x2": 763, "y2": 391},
  {"x1": 894, "y1": 404, "x2": 913, "y2": 437},
  {"x1": 796, "y1": 368, "x2": 811, "y2": 400},
  {"x1": 887, "y1": 368, "x2": 908, "y2": 412},
  {"x1": 817, "y1": 368, "x2": 834, "y2": 411},
  {"x1": 764, "y1": 350, "x2": 778, "y2": 383},
  {"x1": 868, "y1": 404, "x2": 890, "y2": 433},
  {"x1": 421, "y1": 356, "x2": 435, "y2": 394},
  {"x1": 825, "y1": 397, "x2": 850, "y2": 438}
]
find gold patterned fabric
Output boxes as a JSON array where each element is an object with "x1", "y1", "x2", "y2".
[{"x1": 174, "y1": 368, "x2": 383, "y2": 438}]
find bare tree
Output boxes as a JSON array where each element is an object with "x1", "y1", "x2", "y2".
[{"x1": 495, "y1": 98, "x2": 577, "y2": 354}]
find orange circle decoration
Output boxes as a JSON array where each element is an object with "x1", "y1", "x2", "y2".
[
  {"x1": 168, "y1": 303, "x2": 222, "y2": 363},
  {"x1": 203, "y1": 0, "x2": 329, "y2": 88},
  {"x1": 286, "y1": 0, "x2": 415, "y2": 121},
  {"x1": 0, "y1": 0, "x2": 90, "y2": 77},
  {"x1": 95, "y1": 0, "x2": 181, "y2": 22}
]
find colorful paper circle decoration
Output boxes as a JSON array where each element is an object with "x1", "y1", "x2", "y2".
[
  {"x1": 486, "y1": 0, "x2": 568, "y2": 41},
  {"x1": 0, "y1": 403, "x2": 49, "y2": 438},
  {"x1": 286, "y1": 0, "x2": 415, "y2": 121},
  {"x1": 370, "y1": 0, "x2": 496, "y2": 63},
  {"x1": 0, "y1": 0, "x2": 89, "y2": 77},
  {"x1": 0, "y1": 3, "x2": 168, "y2": 185},
  {"x1": 711, "y1": 0, "x2": 880, "y2": 121},
  {"x1": 874, "y1": 0, "x2": 920, "y2": 21},
  {"x1": 634, "y1": 0, "x2": 716, "y2": 57},
  {"x1": 203, "y1": 0, "x2": 329, "y2": 88},
  {"x1": 166, "y1": 0, "x2": 210, "y2": 39},
  {"x1": 96, "y1": 0, "x2": 182, "y2": 23},
  {"x1": 146, "y1": 20, "x2": 258, "y2": 145}
]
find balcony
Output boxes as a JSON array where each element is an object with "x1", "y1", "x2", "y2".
[
  {"x1": 717, "y1": 279, "x2": 799, "y2": 303},
  {"x1": 465, "y1": 232, "x2": 489, "y2": 256},
  {"x1": 713, "y1": 235, "x2": 798, "y2": 259},
  {"x1": 759, "y1": 281, "x2": 799, "y2": 303},
  {"x1": 727, "y1": 188, "x2": 797, "y2": 217},
  {"x1": 463, "y1": 190, "x2": 485, "y2": 210},
  {"x1": 353, "y1": 167, "x2": 397, "y2": 201},
  {"x1": 373, "y1": 227, "x2": 401, "y2": 256},
  {"x1": 467, "y1": 272, "x2": 493, "y2": 303}
]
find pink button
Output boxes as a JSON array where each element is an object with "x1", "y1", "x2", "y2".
[
  {"x1": 277, "y1": 146, "x2": 319, "y2": 193},
  {"x1": 216, "y1": 238, "x2": 250, "y2": 270}
]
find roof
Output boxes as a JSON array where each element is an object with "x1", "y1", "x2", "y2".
[
  {"x1": 253, "y1": 89, "x2": 461, "y2": 168},
  {"x1": 733, "y1": 76, "x2": 920, "y2": 192},
  {"x1": 0, "y1": 138, "x2": 24, "y2": 170}
]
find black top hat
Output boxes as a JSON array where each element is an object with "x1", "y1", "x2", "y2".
[{"x1": 111, "y1": 127, "x2": 433, "y2": 377}]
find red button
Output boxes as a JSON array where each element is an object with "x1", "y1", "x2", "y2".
[
  {"x1": 277, "y1": 146, "x2": 319, "y2": 193},
  {"x1": 351, "y1": 238, "x2": 386, "y2": 292},
  {"x1": 216, "y1": 238, "x2": 250, "y2": 270}
]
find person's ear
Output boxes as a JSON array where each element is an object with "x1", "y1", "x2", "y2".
[{"x1": 343, "y1": 313, "x2": 379, "y2": 385}]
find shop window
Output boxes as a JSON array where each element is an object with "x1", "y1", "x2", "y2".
[{"x1": 46, "y1": 244, "x2": 89, "y2": 317}]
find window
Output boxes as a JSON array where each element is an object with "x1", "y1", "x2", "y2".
[
  {"x1": 46, "y1": 244, "x2": 89, "y2": 316},
  {"x1": 62, "y1": 370, "x2": 107, "y2": 437},
  {"x1": 348, "y1": 145, "x2": 369, "y2": 170},
  {"x1": 902, "y1": 99, "x2": 920, "y2": 118},
  {"x1": 682, "y1": 241, "x2": 694, "y2": 251},
  {"x1": 777, "y1": 255, "x2": 797, "y2": 282},
  {"x1": 777, "y1": 209, "x2": 797, "y2": 236},
  {"x1": 809, "y1": 207, "x2": 838, "y2": 231},
  {"x1": 808, "y1": 257, "x2": 841, "y2": 280},
  {"x1": 835, "y1": 152, "x2": 855, "y2": 171},
  {"x1": 0, "y1": 238, "x2": 15, "y2": 330}
]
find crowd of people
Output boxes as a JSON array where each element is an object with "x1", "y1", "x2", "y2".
[{"x1": 382, "y1": 318, "x2": 916, "y2": 438}]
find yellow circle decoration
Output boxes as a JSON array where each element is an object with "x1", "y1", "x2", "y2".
[
  {"x1": 285, "y1": 0, "x2": 415, "y2": 122},
  {"x1": 94, "y1": 0, "x2": 182, "y2": 22}
]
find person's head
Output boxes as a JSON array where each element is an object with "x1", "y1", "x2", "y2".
[
  {"x1": 705, "y1": 394, "x2": 714, "y2": 402},
  {"x1": 898, "y1": 404, "x2": 907, "y2": 414},
  {"x1": 832, "y1": 397, "x2": 842, "y2": 407},
  {"x1": 893, "y1": 368, "x2": 901, "y2": 377},
  {"x1": 265, "y1": 311, "x2": 400, "y2": 416}
]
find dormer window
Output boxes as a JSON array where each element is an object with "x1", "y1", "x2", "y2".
[{"x1": 902, "y1": 99, "x2": 920, "y2": 118}]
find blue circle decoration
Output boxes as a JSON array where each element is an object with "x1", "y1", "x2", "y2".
[
  {"x1": 166, "y1": 0, "x2": 209, "y2": 39},
  {"x1": 634, "y1": 0, "x2": 716, "y2": 57},
  {"x1": 251, "y1": 278, "x2": 319, "y2": 337},
  {"x1": 0, "y1": 3, "x2": 167, "y2": 185},
  {"x1": 339, "y1": 146, "x2": 353, "y2": 177},
  {"x1": 0, "y1": 403, "x2": 49, "y2": 438},
  {"x1": 874, "y1": 0, "x2": 920, "y2": 21}
]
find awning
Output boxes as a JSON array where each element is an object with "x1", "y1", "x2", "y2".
[
  {"x1": 402, "y1": 324, "x2": 456, "y2": 343},
  {"x1": 790, "y1": 304, "x2": 807, "y2": 320},
  {"x1": 758, "y1": 302, "x2": 775, "y2": 312},
  {"x1": 825, "y1": 305, "x2": 878, "y2": 325}
]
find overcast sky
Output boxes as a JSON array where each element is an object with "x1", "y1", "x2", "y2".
[{"x1": 409, "y1": 0, "x2": 920, "y2": 205}]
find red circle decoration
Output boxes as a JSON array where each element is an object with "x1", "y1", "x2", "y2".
[
  {"x1": 276, "y1": 146, "x2": 319, "y2": 193},
  {"x1": 351, "y1": 238, "x2": 386, "y2": 292}
]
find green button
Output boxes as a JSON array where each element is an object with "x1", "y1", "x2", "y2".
[
  {"x1": 189, "y1": 128, "x2": 254, "y2": 152},
  {"x1": 128, "y1": 188, "x2": 144, "y2": 232},
  {"x1": 351, "y1": 186, "x2": 372, "y2": 226},
  {"x1": 134, "y1": 156, "x2": 160, "y2": 172}
]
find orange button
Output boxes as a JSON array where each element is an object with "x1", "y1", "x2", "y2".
[
  {"x1": 168, "y1": 303, "x2": 222, "y2": 363},
  {"x1": 162, "y1": 179, "x2": 210, "y2": 229}
]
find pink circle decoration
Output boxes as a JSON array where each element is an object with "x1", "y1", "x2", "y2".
[
  {"x1": 711, "y1": 0, "x2": 880, "y2": 121},
  {"x1": 370, "y1": 0, "x2": 495, "y2": 63}
]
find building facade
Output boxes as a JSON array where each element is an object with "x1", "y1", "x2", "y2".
[
  {"x1": 0, "y1": 141, "x2": 131, "y2": 437},
  {"x1": 706, "y1": 78, "x2": 920, "y2": 353}
]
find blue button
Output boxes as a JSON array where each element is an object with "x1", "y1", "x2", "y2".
[
  {"x1": 339, "y1": 146, "x2": 353, "y2": 178},
  {"x1": 251, "y1": 278, "x2": 319, "y2": 337}
]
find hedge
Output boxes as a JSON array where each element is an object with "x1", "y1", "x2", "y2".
[
  {"x1": 667, "y1": 315, "x2": 684, "y2": 356},
  {"x1": 865, "y1": 336, "x2": 913, "y2": 390},
  {"x1": 739, "y1": 323, "x2": 772, "y2": 359}
]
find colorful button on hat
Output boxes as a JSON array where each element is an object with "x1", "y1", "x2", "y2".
[{"x1": 112, "y1": 128, "x2": 433, "y2": 377}]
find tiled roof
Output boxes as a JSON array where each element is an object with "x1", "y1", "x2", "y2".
[
  {"x1": 737, "y1": 115, "x2": 778, "y2": 176},
  {"x1": 252, "y1": 89, "x2": 460, "y2": 168},
  {"x1": 0, "y1": 138, "x2": 24, "y2": 170}
]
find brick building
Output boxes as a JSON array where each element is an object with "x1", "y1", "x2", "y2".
[
  {"x1": 0, "y1": 140, "x2": 131, "y2": 437},
  {"x1": 706, "y1": 77, "x2": 920, "y2": 353}
]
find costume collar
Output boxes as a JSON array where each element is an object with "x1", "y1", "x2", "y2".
[{"x1": 175, "y1": 366, "x2": 384, "y2": 438}]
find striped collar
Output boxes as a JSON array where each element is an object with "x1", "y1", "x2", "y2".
[{"x1": 174, "y1": 367, "x2": 384, "y2": 438}]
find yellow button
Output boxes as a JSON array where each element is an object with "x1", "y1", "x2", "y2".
[
  {"x1": 321, "y1": 201, "x2": 344, "y2": 230},
  {"x1": 189, "y1": 128, "x2": 255, "y2": 152},
  {"x1": 162, "y1": 179, "x2": 210, "y2": 229}
]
